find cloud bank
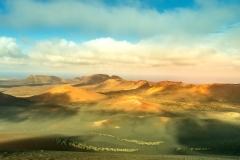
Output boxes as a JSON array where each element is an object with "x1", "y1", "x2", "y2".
[
  {"x1": 0, "y1": 37, "x2": 22, "y2": 58},
  {"x1": 1, "y1": 34, "x2": 239, "y2": 83}
]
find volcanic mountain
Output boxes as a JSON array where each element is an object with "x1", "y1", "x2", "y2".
[
  {"x1": 72, "y1": 74, "x2": 122, "y2": 86},
  {"x1": 81, "y1": 79, "x2": 150, "y2": 92},
  {"x1": 21, "y1": 75, "x2": 67, "y2": 84},
  {"x1": 0, "y1": 75, "x2": 67, "y2": 87},
  {"x1": 29, "y1": 85, "x2": 106, "y2": 105}
]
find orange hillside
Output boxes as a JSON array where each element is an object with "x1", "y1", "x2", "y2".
[
  {"x1": 29, "y1": 85, "x2": 106, "y2": 104},
  {"x1": 105, "y1": 95, "x2": 170, "y2": 113}
]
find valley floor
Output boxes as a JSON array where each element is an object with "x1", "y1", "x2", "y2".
[{"x1": 0, "y1": 149, "x2": 239, "y2": 160}]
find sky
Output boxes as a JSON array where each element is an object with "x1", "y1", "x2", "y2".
[{"x1": 0, "y1": 0, "x2": 240, "y2": 83}]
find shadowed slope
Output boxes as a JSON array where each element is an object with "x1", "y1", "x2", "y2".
[
  {"x1": 0, "y1": 92, "x2": 78, "y2": 122},
  {"x1": 0, "y1": 75, "x2": 67, "y2": 87},
  {"x1": 0, "y1": 92, "x2": 30, "y2": 106},
  {"x1": 145, "y1": 83, "x2": 240, "y2": 103},
  {"x1": 22, "y1": 75, "x2": 67, "y2": 84},
  {"x1": 86, "y1": 79, "x2": 150, "y2": 92},
  {"x1": 141, "y1": 82, "x2": 240, "y2": 111},
  {"x1": 207, "y1": 84, "x2": 240, "y2": 103},
  {"x1": 72, "y1": 74, "x2": 122, "y2": 86}
]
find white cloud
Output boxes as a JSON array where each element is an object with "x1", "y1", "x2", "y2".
[
  {"x1": 0, "y1": 37, "x2": 23, "y2": 58},
  {"x1": 27, "y1": 38, "x2": 140, "y2": 67},
  {"x1": 0, "y1": 37, "x2": 27, "y2": 67},
  {"x1": 0, "y1": 0, "x2": 239, "y2": 36},
  {"x1": 1, "y1": 33, "x2": 238, "y2": 70},
  {"x1": 23, "y1": 36, "x2": 237, "y2": 71},
  {"x1": 0, "y1": 34, "x2": 239, "y2": 83}
]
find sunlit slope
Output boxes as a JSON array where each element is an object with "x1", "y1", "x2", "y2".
[
  {"x1": 146, "y1": 83, "x2": 240, "y2": 102},
  {"x1": 29, "y1": 85, "x2": 106, "y2": 104},
  {"x1": 142, "y1": 82, "x2": 240, "y2": 111},
  {"x1": 102, "y1": 95, "x2": 170, "y2": 113},
  {"x1": 145, "y1": 83, "x2": 210, "y2": 101}
]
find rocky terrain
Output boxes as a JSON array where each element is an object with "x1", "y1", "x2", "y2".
[{"x1": 0, "y1": 74, "x2": 240, "y2": 159}]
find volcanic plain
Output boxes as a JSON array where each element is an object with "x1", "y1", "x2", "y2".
[{"x1": 0, "y1": 74, "x2": 240, "y2": 159}]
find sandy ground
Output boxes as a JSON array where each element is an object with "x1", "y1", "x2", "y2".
[{"x1": 0, "y1": 150, "x2": 240, "y2": 160}]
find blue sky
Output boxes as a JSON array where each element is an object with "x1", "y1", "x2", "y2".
[
  {"x1": 0, "y1": 0, "x2": 197, "y2": 42},
  {"x1": 0, "y1": 0, "x2": 240, "y2": 83}
]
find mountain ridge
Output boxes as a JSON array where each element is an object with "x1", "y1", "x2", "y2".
[
  {"x1": 72, "y1": 74, "x2": 123, "y2": 86},
  {"x1": 22, "y1": 75, "x2": 67, "y2": 84}
]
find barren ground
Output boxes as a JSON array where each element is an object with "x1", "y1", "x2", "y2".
[{"x1": 1, "y1": 81, "x2": 240, "y2": 159}]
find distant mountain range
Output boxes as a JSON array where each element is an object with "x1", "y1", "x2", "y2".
[
  {"x1": 72, "y1": 74, "x2": 122, "y2": 86},
  {"x1": 22, "y1": 75, "x2": 67, "y2": 84},
  {"x1": 1, "y1": 73, "x2": 240, "y2": 106},
  {"x1": 0, "y1": 74, "x2": 123, "y2": 86},
  {"x1": 86, "y1": 79, "x2": 150, "y2": 92},
  {"x1": 1, "y1": 73, "x2": 240, "y2": 113}
]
